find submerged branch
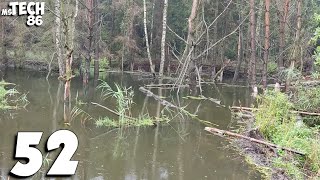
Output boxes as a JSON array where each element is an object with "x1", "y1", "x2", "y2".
[
  {"x1": 139, "y1": 87, "x2": 217, "y2": 126},
  {"x1": 231, "y1": 106, "x2": 320, "y2": 116},
  {"x1": 91, "y1": 102, "x2": 135, "y2": 120}
]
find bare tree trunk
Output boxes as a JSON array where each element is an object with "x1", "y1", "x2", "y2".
[
  {"x1": 256, "y1": 0, "x2": 264, "y2": 61},
  {"x1": 93, "y1": 0, "x2": 100, "y2": 80},
  {"x1": 61, "y1": 0, "x2": 78, "y2": 123},
  {"x1": 233, "y1": 28, "x2": 243, "y2": 83},
  {"x1": 159, "y1": 0, "x2": 168, "y2": 77},
  {"x1": 285, "y1": 0, "x2": 302, "y2": 92},
  {"x1": 94, "y1": 41, "x2": 100, "y2": 81},
  {"x1": 177, "y1": 0, "x2": 199, "y2": 87},
  {"x1": 212, "y1": 0, "x2": 219, "y2": 67},
  {"x1": 1, "y1": 17, "x2": 7, "y2": 66},
  {"x1": 83, "y1": 0, "x2": 94, "y2": 85},
  {"x1": 278, "y1": 0, "x2": 290, "y2": 68},
  {"x1": 232, "y1": 0, "x2": 243, "y2": 83},
  {"x1": 55, "y1": 0, "x2": 64, "y2": 76},
  {"x1": 263, "y1": 0, "x2": 270, "y2": 88},
  {"x1": 143, "y1": 0, "x2": 155, "y2": 74},
  {"x1": 249, "y1": 0, "x2": 256, "y2": 87},
  {"x1": 292, "y1": 0, "x2": 302, "y2": 68}
]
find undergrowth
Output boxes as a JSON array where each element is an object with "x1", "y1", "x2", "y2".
[
  {"x1": 254, "y1": 91, "x2": 320, "y2": 179},
  {"x1": 292, "y1": 85, "x2": 320, "y2": 126},
  {"x1": 0, "y1": 80, "x2": 29, "y2": 110}
]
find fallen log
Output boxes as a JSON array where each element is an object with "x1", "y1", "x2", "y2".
[
  {"x1": 145, "y1": 84, "x2": 186, "y2": 87},
  {"x1": 230, "y1": 106, "x2": 320, "y2": 116},
  {"x1": 230, "y1": 106, "x2": 255, "y2": 111},
  {"x1": 204, "y1": 127, "x2": 305, "y2": 156}
]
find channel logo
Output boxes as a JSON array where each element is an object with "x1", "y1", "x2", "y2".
[{"x1": 1, "y1": 2, "x2": 45, "y2": 26}]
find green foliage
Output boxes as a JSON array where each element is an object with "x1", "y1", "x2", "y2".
[
  {"x1": 0, "y1": 81, "x2": 29, "y2": 110},
  {"x1": 254, "y1": 91, "x2": 320, "y2": 178},
  {"x1": 95, "y1": 116, "x2": 165, "y2": 128},
  {"x1": 312, "y1": 13, "x2": 320, "y2": 67},
  {"x1": 292, "y1": 85, "x2": 320, "y2": 125},
  {"x1": 224, "y1": 49, "x2": 237, "y2": 60},
  {"x1": 99, "y1": 57, "x2": 109, "y2": 70},
  {"x1": 293, "y1": 85, "x2": 320, "y2": 113},
  {"x1": 255, "y1": 91, "x2": 294, "y2": 139},
  {"x1": 267, "y1": 61, "x2": 278, "y2": 74},
  {"x1": 90, "y1": 57, "x2": 109, "y2": 70},
  {"x1": 278, "y1": 67, "x2": 301, "y2": 82},
  {"x1": 311, "y1": 71, "x2": 320, "y2": 79},
  {"x1": 167, "y1": 0, "x2": 190, "y2": 52},
  {"x1": 97, "y1": 81, "x2": 134, "y2": 124},
  {"x1": 273, "y1": 157, "x2": 304, "y2": 179}
]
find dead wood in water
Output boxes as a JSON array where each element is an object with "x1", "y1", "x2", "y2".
[
  {"x1": 145, "y1": 84, "x2": 189, "y2": 89},
  {"x1": 231, "y1": 106, "x2": 320, "y2": 116},
  {"x1": 139, "y1": 87, "x2": 217, "y2": 126},
  {"x1": 91, "y1": 102, "x2": 135, "y2": 120},
  {"x1": 204, "y1": 127, "x2": 305, "y2": 156},
  {"x1": 139, "y1": 87, "x2": 178, "y2": 108}
]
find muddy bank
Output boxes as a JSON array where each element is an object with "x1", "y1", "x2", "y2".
[{"x1": 234, "y1": 128, "x2": 290, "y2": 180}]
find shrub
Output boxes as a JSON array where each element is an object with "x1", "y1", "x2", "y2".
[
  {"x1": 293, "y1": 85, "x2": 320, "y2": 113},
  {"x1": 255, "y1": 91, "x2": 294, "y2": 140}
]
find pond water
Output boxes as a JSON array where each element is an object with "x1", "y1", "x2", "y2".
[{"x1": 0, "y1": 70, "x2": 261, "y2": 179}]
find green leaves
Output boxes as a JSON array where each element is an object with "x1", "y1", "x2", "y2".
[{"x1": 312, "y1": 13, "x2": 320, "y2": 68}]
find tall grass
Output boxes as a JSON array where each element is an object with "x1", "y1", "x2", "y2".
[
  {"x1": 97, "y1": 81, "x2": 134, "y2": 125},
  {"x1": 0, "y1": 80, "x2": 29, "y2": 110},
  {"x1": 96, "y1": 81, "x2": 168, "y2": 128},
  {"x1": 254, "y1": 91, "x2": 320, "y2": 179}
]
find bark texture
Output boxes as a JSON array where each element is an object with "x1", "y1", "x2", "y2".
[
  {"x1": 249, "y1": 0, "x2": 256, "y2": 87},
  {"x1": 159, "y1": 0, "x2": 168, "y2": 77},
  {"x1": 263, "y1": 0, "x2": 270, "y2": 88},
  {"x1": 143, "y1": 0, "x2": 155, "y2": 74}
]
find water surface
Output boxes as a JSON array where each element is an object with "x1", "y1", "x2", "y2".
[{"x1": 0, "y1": 70, "x2": 260, "y2": 179}]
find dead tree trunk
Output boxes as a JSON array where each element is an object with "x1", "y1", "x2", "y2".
[
  {"x1": 61, "y1": 0, "x2": 78, "y2": 123},
  {"x1": 159, "y1": 0, "x2": 168, "y2": 77},
  {"x1": 83, "y1": 0, "x2": 94, "y2": 85},
  {"x1": 55, "y1": 0, "x2": 64, "y2": 76},
  {"x1": 263, "y1": 0, "x2": 271, "y2": 88},
  {"x1": 143, "y1": 0, "x2": 155, "y2": 74},
  {"x1": 176, "y1": 0, "x2": 199, "y2": 86}
]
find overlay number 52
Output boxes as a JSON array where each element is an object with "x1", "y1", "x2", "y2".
[{"x1": 10, "y1": 130, "x2": 79, "y2": 177}]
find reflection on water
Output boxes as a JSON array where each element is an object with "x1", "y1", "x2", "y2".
[{"x1": 0, "y1": 70, "x2": 260, "y2": 179}]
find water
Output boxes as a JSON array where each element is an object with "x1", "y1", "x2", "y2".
[{"x1": 0, "y1": 70, "x2": 261, "y2": 179}]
